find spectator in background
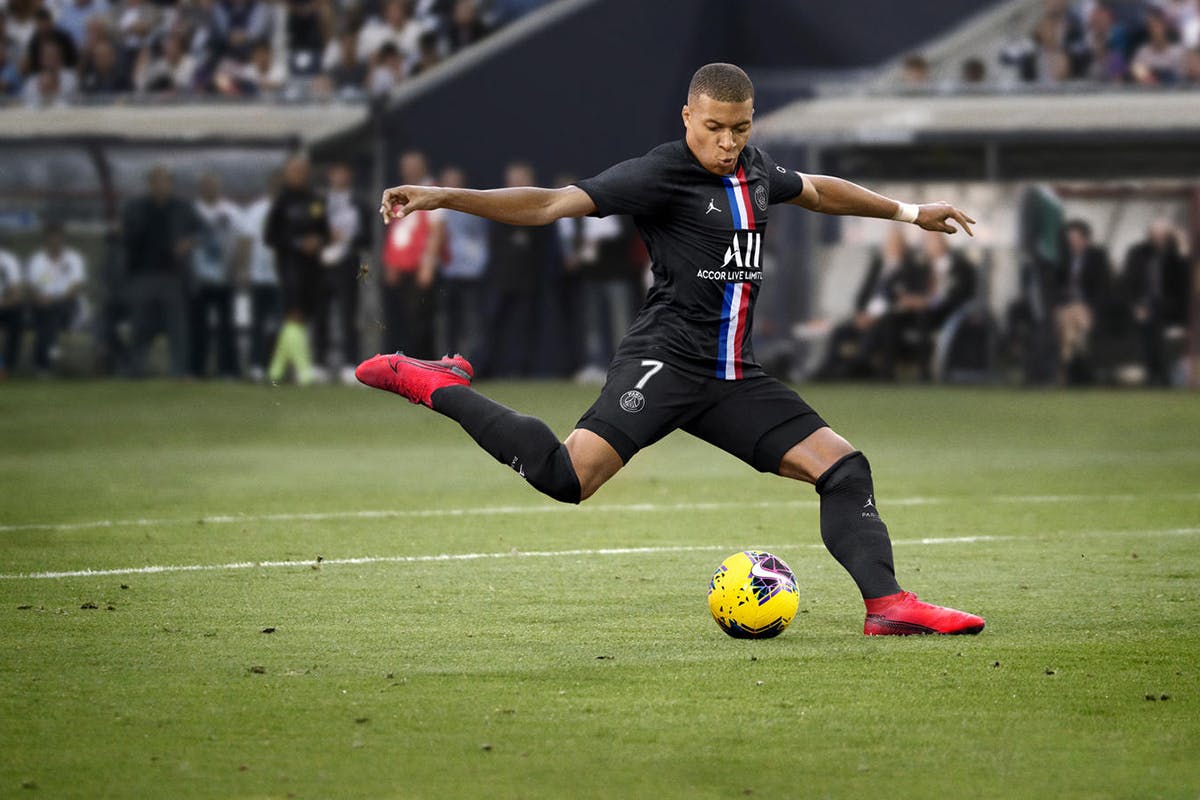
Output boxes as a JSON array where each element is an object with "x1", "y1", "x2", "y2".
[
  {"x1": 408, "y1": 28, "x2": 441, "y2": 76},
  {"x1": 114, "y1": 0, "x2": 160, "y2": 63},
  {"x1": 190, "y1": 173, "x2": 241, "y2": 378},
  {"x1": 0, "y1": 242, "x2": 23, "y2": 377},
  {"x1": 55, "y1": 0, "x2": 110, "y2": 50},
  {"x1": 122, "y1": 165, "x2": 199, "y2": 378},
  {"x1": 1003, "y1": 0, "x2": 1086, "y2": 83},
  {"x1": 24, "y1": 8, "x2": 79, "y2": 73},
  {"x1": 875, "y1": 235, "x2": 936, "y2": 380},
  {"x1": 900, "y1": 53, "x2": 930, "y2": 86},
  {"x1": 213, "y1": 0, "x2": 272, "y2": 63},
  {"x1": 921, "y1": 231, "x2": 977, "y2": 329},
  {"x1": 1131, "y1": 7, "x2": 1186, "y2": 85},
  {"x1": 23, "y1": 62, "x2": 72, "y2": 107},
  {"x1": 23, "y1": 40, "x2": 78, "y2": 105},
  {"x1": 27, "y1": 221, "x2": 87, "y2": 374},
  {"x1": 358, "y1": 0, "x2": 422, "y2": 66},
  {"x1": 1184, "y1": 46, "x2": 1200, "y2": 83},
  {"x1": 323, "y1": 29, "x2": 367, "y2": 96},
  {"x1": 5, "y1": 3, "x2": 39, "y2": 54},
  {"x1": 265, "y1": 154, "x2": 329, "y2": 385},
  {"x1": 215, "y1": 40, "x2": 286, "y2": 96},
  {"x1": 135, "y1": 31, "x2": 197, "y2": 94},
  {"x1": 315, "y1": 161, "x2": 370, "y2": 382},
  {"x1": 80, "y1": 34, "x2": 134, "y2": 94},
  {"x1": 1053, "y1": 218, "x2": 1111, "y2": 384},
  {"x1": 367, "y1": 40, "x2": 404, "y2": 96},
  {"x1": 1122, "y1": 220, "x2": 1191, "y2": 385},
  {"x1": 1166, "y1": 0, "x2": 1200, "y2": 48},
  {"x1": 446, "y1": 0, "x2": 489, "y2": 52},
  {"x1": 481, "y1": 160, "x2": 553, "y2": 377},
  {"x1": 241, "y1": 173, "x2": 281, "y2": 382},
  {"x1": 380, "y1": 150, "x2": 443, "y2": 356},
  {"x1": 285, "y1": 0, "x2": 329, "y2": 76},
  {"x1": 0, "y1": 38, "x2": 24, "y2": 97},
  {"x1": 960, "y1": 57, "x2": 987, "y2": 84},
  {"x1": 817, "y1": 227, "x2": 919, "y2": 381},
  {"x1": 437, "y1": 165, "x2": 488, "y2": 359},
  {"x1": 1083, "y1": 2, "x2": 1131, "y2": 83},
  {"x1": 565, "y1": 203, "x2": 640, "y2": 383}
]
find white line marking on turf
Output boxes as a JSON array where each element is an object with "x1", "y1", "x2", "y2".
[
  {"x1": 0, "y1": 536, "x2": 1009, "y2": 581},
  {"x1": 5, "y1": 491, "x2": 1198, "y2": 535}
]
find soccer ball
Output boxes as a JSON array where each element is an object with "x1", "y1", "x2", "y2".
[{"x1": 707, "y1": 551, "x2": 799, "y2": 639}]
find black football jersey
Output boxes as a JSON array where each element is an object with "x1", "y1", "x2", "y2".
[{"x1": 575, "y1": 140, "x2": 806, "y2": 380}]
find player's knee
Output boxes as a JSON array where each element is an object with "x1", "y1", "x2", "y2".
[
  {"x1": 815, "y1": 451, "x2": 872, "y2": 495},
  {"x1": 526, "y1": 444, "x2": 582, "y2": 505}
]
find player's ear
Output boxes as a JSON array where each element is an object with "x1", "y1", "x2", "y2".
[{"x1": 681, "y1": 104, "x2": 690, "y2": 127}]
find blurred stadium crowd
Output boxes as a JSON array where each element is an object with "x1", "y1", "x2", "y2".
[
  {"x1": 902, "y1": 0, "x2": 1200, "y2": 87},
  {"x1": 0, "y1": 0, "x2": 540, "y2": 106},
  {"x1": 0, "y1": 152, "x2": 649, "y2": 384},
  {"x1": 0, "y1": 153, "x2": 1192, "y2": 388}
]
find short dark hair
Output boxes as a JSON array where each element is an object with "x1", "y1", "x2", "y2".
[
  {"x1": 687, "y1": 63, "x2": 753, "y2": 103},
  {"x1": 1064, "y1": 218, "x2": 1092, "y2": 240}
]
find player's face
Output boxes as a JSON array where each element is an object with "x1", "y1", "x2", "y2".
[{"x1": 682, "y1": 93, "x2": 754, "y2": 176}]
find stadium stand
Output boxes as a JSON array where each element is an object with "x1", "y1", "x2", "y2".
[{"x1": 0, "y1": 0, "x2": 1195, "y2": 387}]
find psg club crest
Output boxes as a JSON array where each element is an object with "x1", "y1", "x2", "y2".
[
  {"x1": 619, "y1": 390, "x2": 645, "y2": 413},
  {"x1": 754, "y1": 185, "x2": 768, "y2": 211}
]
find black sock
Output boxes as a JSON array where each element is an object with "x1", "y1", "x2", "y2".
[
  {"x1": 431, "y1": 385, "x2": 582, "y2": 504},
  {"x1": 815, "y1": 452, "x2": 901, "y2": 599}
]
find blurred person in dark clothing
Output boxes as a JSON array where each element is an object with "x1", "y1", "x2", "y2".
[
  {"x1": 0, "y1": 242, "x2": 24, "y2": 376},
  {"x1": 122, "y1": 165, "x2": 201, "y2": 377},
  {"x1": 1122, "y1": 220, "x2": 1192, "y2": 385},
  {"x1": 817, "y1": 227, "x2": 918, "y2": 380},
  {"x1": 437, "y1": 165, "x2": 489, "y2": 359},
  {"x1": 446, "y1": 0, "x2": 488, "y2": 51},
  {"x1": 190, "y1": 173, "x2": 242, "y2": 378},
  {"x1": 25, "y1": 7, "x2": 78, "y2": 72},
  {"x1": 1053, "y1": 219, "x2": 1111, "y2": 384},
  {"x1": 480, "y1": 160, "x2": 554, "y2": 377},
  {"x1": 79, "y1": 34, "x2": 133, "y2": 94},
  {"x1": 920, "y1": 231, "x2": 977, "y2": 329},
  {"x1": 265, "y1": 154, "x2": 329, "y2": 385},
  {"x1": 240, "y1": 176, "x2": 281, "y2": 382},
  {"x1": 316, "y1": 161, "x2": 370, "y2": 383},
  {"x1": 381, "y1": 150, "x2": 443, "y2": 356}
]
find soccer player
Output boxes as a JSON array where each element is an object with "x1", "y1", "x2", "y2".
[{"x1": 357, "y1": 64, "x2": 985, "y2": 636}]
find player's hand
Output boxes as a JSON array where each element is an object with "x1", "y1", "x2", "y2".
[
  {"x1": 916, "y1": 202, "x2": 975, "y2": 236},
  {"x1": 379, "y1": 185, "x2": 443, "y2": 223}
]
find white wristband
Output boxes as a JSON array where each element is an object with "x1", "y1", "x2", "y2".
[{"x1": 892, "y1": 202, "x2": 919, "y2": 224}]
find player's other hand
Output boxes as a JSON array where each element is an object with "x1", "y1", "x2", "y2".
[
  {"x1": 916, "y1": 202, "x2": 976, "y2": 236},
  {"x1": 379, "y1": 185, "x2": 443, "y2": 223}
]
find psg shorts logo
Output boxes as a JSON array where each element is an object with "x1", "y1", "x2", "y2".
[
  {"x1": 754, "y1": 185, "x2": 768, "y2": 211},
  {"x1": 619, "y1": 390, "x2": 646, "y2": 414}
]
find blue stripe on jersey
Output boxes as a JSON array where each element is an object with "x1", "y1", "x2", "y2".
[
  {"x1": 722, "y1": 180, "x2": 743, "y2": 228},
  {"x1": 716, "y1": 282, "x2": 735, "y2": 378}
]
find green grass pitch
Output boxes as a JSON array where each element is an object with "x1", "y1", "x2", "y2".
[{"x1": 1, "y1": 380, "x2": 1198, "y2": 798}]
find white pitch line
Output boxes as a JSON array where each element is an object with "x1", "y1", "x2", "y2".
[
  {"x1": 0, "y1": 497, "x2": 945, "y2": 534},
  {"x1": 7, "y1": 491, "x2": 1199, "y2": 535},
  {"x1": 0, "y1": 535, "x2": 1009, "y2": 581}
]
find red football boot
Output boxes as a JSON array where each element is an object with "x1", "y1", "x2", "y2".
[
  {"x1": 355, "y1": 353, "x2": 473, "y2": 407},
  {"x1": 863, "y1": 591, "x2": 985, "y2": 636}
]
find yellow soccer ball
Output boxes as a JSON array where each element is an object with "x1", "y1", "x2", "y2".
[{"x1": 708, "y1": 551, "x2": 799, "y2": 639}]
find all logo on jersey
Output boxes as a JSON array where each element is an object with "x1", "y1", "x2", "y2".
[{"x1": 695, "y1": 231, "x2": 763, "y2": 281}]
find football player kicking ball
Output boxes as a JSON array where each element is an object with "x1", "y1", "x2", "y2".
[{"x1": 357, "y1": 63, "x2": 985, "y2": 636}]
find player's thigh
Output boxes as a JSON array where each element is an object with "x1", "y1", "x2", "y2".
[
  {"x1": 575, "y1": 358, "x2": 703, "y2": 465},
  {"x1": 681, "y1": 376, "x2": 830, "y2": 477},
  {"x1": 563, "y1": 428, "x2": 624, "y2": 502}
]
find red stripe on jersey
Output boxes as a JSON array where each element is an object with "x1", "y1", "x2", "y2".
[
  {"x1": 736, "y1": 167, "x2": 756, "y2": 230},
  {"x1": 732, "y1": 281, "x2": 752, "y2": 379}
]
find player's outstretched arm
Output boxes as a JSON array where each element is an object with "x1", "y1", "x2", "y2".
[
  {"x1": 790, "y1": 174, "x2": 975, "y2": 236},
  {"x1": 380, "y1": 184, "x2": 595, "y2": 226}
]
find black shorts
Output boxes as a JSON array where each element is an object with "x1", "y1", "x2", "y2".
[{"x1": 576, "y1": 358, "x2": 828, "y2": 474}]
